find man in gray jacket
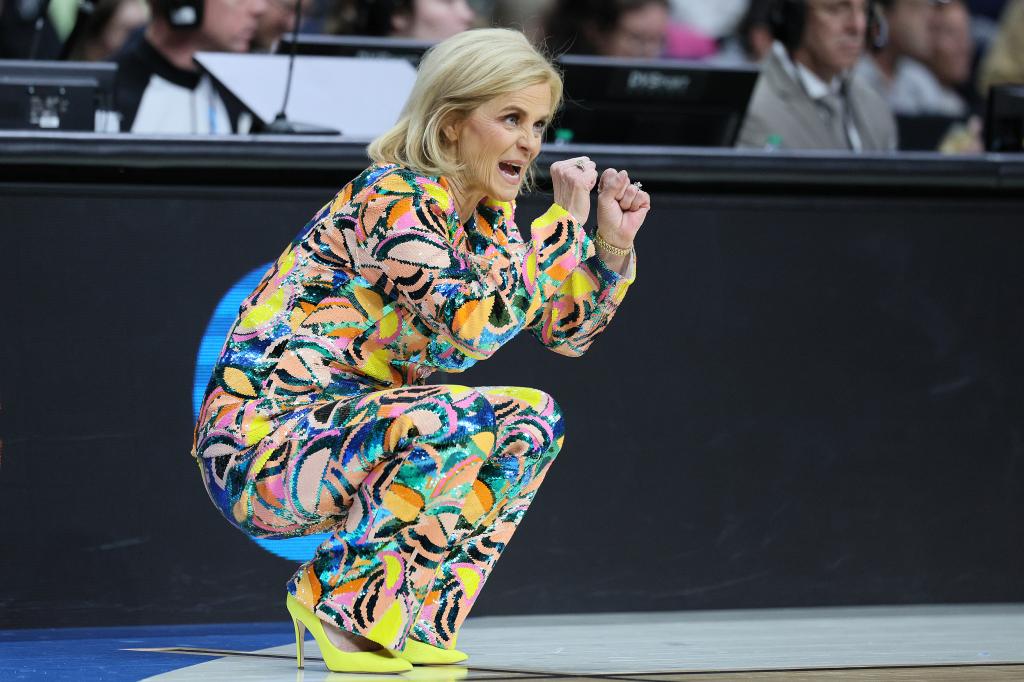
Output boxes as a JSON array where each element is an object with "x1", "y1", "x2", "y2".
[{"x1": 737, "y1": 0, "x2": 897, "y2": 151}]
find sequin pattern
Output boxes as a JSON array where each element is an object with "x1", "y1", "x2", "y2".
[{"x1": 192, "y1": 163, "x2": 635, "y2": 650}]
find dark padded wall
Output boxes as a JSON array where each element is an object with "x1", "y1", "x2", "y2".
[{"x1": 2, "y1": 170, "x2": 1023, "y2": 628}]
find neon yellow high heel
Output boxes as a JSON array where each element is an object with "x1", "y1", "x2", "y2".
[
  {"x1": 395, "y1": 637, "x2": 469, "y2": 665},
  {"x1": 286, "y1": 594, "x2": 413, "y2": 673}
]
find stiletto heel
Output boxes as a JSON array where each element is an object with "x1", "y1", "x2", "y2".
[
  {"x1": 285, "y1": 594, "x2": 412, "y2": 673},
  {"x1": 292, "y1": 616, "x2": 306, "y2": 669}
]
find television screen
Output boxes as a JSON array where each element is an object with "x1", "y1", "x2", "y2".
[
  {"x1": 0, "y1": 60, "x2": 116, "y2": 131},
  {"x1": 551, "y1": 55, "x2": 759, "y2": 147}
]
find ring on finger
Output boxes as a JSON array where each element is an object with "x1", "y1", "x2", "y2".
[
  {"x1": 575, "y1": 159, "x2": 586, "y2": 171},
  {"x1": 632, "y1": 181, "x2": 642, "y2": 189}
]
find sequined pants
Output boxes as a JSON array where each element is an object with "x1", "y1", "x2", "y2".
[{"x1": 200, "y1": 384, "x2": 564, "y2": 650}]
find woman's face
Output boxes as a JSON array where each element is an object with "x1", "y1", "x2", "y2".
[
  {"x1": 446, "y1": 82, "x2": 553, "y2": 205},
  {"x1": 395, "y1": 0, "x2": 476, "y2": 41}
]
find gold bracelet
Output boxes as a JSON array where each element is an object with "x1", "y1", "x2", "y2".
[{"x1": 594, "y1": 231, "x2": 632, "y2": 257}]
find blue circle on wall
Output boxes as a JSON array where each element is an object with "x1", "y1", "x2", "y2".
[{"x1": 192, "y1": 263, "x2": 330, "y2": 563}]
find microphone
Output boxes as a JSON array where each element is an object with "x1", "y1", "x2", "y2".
[{"x1": 265, "y1": 0, "x2": 339, "y2": 134}]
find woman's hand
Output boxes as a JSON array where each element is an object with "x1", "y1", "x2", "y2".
[
  {"x1": 550, "y1": 156, "x2": 598, "y2": 225},
  {"x1": 596, "y1": 168, "x2": 650, "y2": 249}
]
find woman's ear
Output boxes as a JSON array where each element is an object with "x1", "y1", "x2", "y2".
[{"x1": 442, "y1": 114, "x2": 461, "y2": 144}]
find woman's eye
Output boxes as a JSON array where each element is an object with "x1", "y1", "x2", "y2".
[{"x1": 505, "y1": 114, "x2": 519, "y2": 125}]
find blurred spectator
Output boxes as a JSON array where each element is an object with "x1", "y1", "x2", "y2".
[
  {"x1": 64, "y1": 0, "x2": 150, "y2": 61},
  {"x1": 252, "y1": 0, "x2": 312, "y2": 52},
  {"x1": 546, "y1": 0, "x2": 671, "y2": 59},
  {"x1": 669, "y1": 0, "x2": 749, "y2": 38},
  {"x1": 930, "y1": 0, "x2": 984, "y2": 153},
  {"x1": 716, "y1": 0, "x2": 776, "y2": 63},
  {"x1": 664, "y1": 22, "x2": 718, "y2": 59},
  {"x1": 978, "y1": 0, "x2": 1024, "y2": 95},
  {"x1": 491, "y1": 0, "x2": 552, "y2": 44},
  {"x1": 928, "y1": 0, "x2": 978, "y2": 110},
  {"x1": 327, "y1": 0, "x2": 475, "y2": 40},
  {"x1": 856, "y1": 0, "x2": 967, "y2": 116},
  {"x1": 0, "y1": 0, "x2": 62, "y2": 58},
  {"x1": 113, "y1": 0, "x2": 266, "y2": 133},
  {"x1": 737, "y1": 0, "x2": 897, "y2": 151}
]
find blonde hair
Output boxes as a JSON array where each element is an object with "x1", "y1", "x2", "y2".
[{"x1": 368, "y1": 28, "x2": 563, "y2": 186}]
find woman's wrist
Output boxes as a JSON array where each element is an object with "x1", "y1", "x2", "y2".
[
  {"x1": 594, "y1": 229, "x2": 632, "y2": 255},
  {"x1": 553, "y1": 200, "x2": 589, "y2": 227},
  {"x1": 594, "y1": 231, "x2": 633, "y2": 275}
]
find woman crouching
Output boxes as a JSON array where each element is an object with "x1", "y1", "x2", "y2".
[{"x1": 192, "y1": 27, "x2": 649, "y2": 673}]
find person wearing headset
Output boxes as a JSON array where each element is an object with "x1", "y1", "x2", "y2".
[
  {"x1": 736, "y1": 0, "x2": 898, "y2": 151},
  {"x1": 112, "y1": 0, "x2": 266, "y2": 133}
]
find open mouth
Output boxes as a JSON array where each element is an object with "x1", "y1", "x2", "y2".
[{"x1": 498, "y1": 161, "x2": 523, "y2": 182}]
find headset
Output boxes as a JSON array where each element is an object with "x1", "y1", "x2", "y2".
[
  {"x1": 151, "y1": 0, "x2": 205, "y2": 30},
  {"x1": 769, "y1": 0, "x2": 889, "y2": 52}
]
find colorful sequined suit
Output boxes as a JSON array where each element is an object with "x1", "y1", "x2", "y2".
[{"x1": 192, "y1": 163, "x2": 635, "y2": 650}]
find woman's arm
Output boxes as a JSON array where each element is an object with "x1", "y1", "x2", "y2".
[
  {"x1": 528, "y1": 242, "x2": 635, "y2": 357},
  {"x1": 528, "y1": 168, "x2": 648, "y2": 357}
]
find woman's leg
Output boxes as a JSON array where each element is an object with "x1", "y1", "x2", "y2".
[
  {"x1": 409, "y1": 386, "x2": 565, "y2": 648},
  {"x1": 227, "y1": 384, "x2": 498, "y2": 650}
]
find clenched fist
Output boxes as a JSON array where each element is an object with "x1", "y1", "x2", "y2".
[
  {"x1": 596, "y1": 168, "x2": 650, "y2": 249},
  {"x1": 550, "y1": 156, "x2": 597, "y2": 225}
]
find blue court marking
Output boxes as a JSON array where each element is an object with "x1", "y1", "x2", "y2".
[
  {"x1": 0, "y1": 622, "x2": 292, "y2": 682},
  {"x1": 192, "y1": 263, "x2": 330, "y2": 563}
]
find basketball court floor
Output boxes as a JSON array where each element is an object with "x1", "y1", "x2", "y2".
[{"x1": 3, "y1": 604, "x2": 1024, "y2": 681}]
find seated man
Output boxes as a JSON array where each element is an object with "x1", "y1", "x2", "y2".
[
  {"x1": 114, "y1": 0, "x2": 266, "y2": 133},
  {"x1": 856, "y1": 0, "x2": 967, "y2": 117},
  {"x1": 928, "y1": 0, "x2": 976, "y2": 113},
  {"x1": 737, "y1": 0, "x2": 897, "y2": 151}
]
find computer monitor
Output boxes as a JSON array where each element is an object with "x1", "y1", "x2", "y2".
[
  {"x1": 984, "y1": 84, "x2": 1024, "y2": 152},
  {"x1": 276, "y1": 34, "x2": 433, "y2": 67},
  {"x1": 896, "y1": 114, "x2": 963, "y2": 151},
  {"x1": 0, "y1": 60, "x2": 117, "y2": 132},
  {"x1": 551, "y1": 55, "x2": 759, "y2": 147}
]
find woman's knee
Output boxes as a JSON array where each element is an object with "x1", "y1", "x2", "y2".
[
  {"x1": 351, "y1": 385, "x2": 495, "y2": 455},
  {"x1": 399, "y1": 386, "x2": 498, "y2": 463},
  {"x1": 480, "y1": 387, "x2": 566, "y2": 456},
  {"x1": 431, "y1": 385, "x2": 496, "y2": 434}
]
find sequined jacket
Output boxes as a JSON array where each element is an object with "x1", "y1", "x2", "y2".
[{"x1": 193, "y1": 163, "x2": 634, "y2": 454}]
